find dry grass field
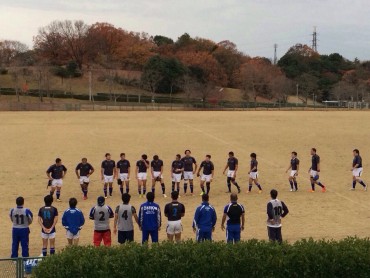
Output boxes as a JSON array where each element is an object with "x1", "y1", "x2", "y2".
[{"x1": 0, "y1": 111, "x2": 369, "y2": 258}]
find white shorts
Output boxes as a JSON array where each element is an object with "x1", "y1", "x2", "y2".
[
  {"x1": 137, "y1": 172, "x2": 147, "y2": 181},
  {"x1": 310, "y1": 170, "x2": 319, "y2": 179},
  {"x1": 201, "y1": 174, "x2": 212, "y2": 182},
  {"x1": 172, "y1": 173, "x2": 182, "y2": 182},
  {"x1": 166, "y1": 220, "x2": 182, "y2": 235},
  {"x1": 119, "y1": 173, "x2": 129, "y2": 181},
  {"x1": 41, "y1": 232, "x2": 56, "y2": 239},
  {"x1": 353, "y1": 168, "x2": 363, "y2": 177},
  {"x1": 249, "y1": 172, "x2": 258, "y2": 180},
  {"x1": 183, "y1": 171, "x2": 194, "y2": 180},
  {"x1": 104, "y1": 175, "x2": 114, "y2": 183},
  {"x1": 227, "y1": 170, "x2": 236, "y2": 178},
  {"x1": 66, "y1": 230, "x2": 80, "y2": 239},
  {"x1": 290, "y1": 170, "x2": 297, "y2": 177},
  {"x1": 79, "y1": 176, "x2": 90, "y2": 184},
  {"x1": 51, "y1": 179, "x2": 63, "y2": 187},
  {"x1": 152, "y1": 171, "x2": 163, "y2": 179}
]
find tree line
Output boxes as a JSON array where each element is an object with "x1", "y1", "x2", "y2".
[{"x1": 0, "y1": 20, "x2": 369, "y2": 103}]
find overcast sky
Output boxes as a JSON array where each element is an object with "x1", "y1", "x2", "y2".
[{"x1": 0, "y1": 0, "x2": 369, "y2": 61}]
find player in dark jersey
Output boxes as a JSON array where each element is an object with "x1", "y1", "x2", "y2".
[
  {"x1": 308, "y1": 148, "x2": 326, "y2": 192},
  {"x1": 197, "y1": 155, "x2": 214, "y2": 195},
  {"x1": 151, "y1": 155, "x2": 166, "y2": 197},
  {"x1": 101, "y1": 153, "x2": 116, "y2": 198},
  {"x1": 221, "y1": 193, "x2": 245, "y2": 244},
  {"x1": 222, "y1": 152, "x2": 241, "y2": 193},
  {"x1": 171, "y1": 154, "x2": 184, "y2": 194},
  {"x1": 116, "y1": 153, "x2": 131, "y2": 195},
  {"x1": 164, "y1": 191, "x2": 185, "y2": 242},
  {"x1": 136, "y1": 154, "x2": 150, "y2": 198},
  {"x1": 351, "y1": 149, "x2": 367, "y2": 191},
  {"x1": 38, "y1": 195, "x2": 58, "y2": 256},
  {"x1": 181, "y1": 150, "x2": 198, "y2": 195},
  {"x1": 75, "y1": 158, "x2": 94, "y2": 200},
  {"x1": 285, "y1": 152, "x2": 299, "y2": 192},
  {"x1": 46, "y1": 158, "x2": 67, "y2": 202},
  {"x1": 248, "y1": 153, "x2": 262, "y2": 193}
]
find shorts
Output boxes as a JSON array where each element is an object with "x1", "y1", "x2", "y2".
[
  {"x1": 310, "y1": 170, "x2": 319, "y2": 179},
  {"x1": 183, "y1": 171, "x2": 194, "y2": 180},
  {"x1": 249, "y1": 172, "x2": 258, "y2": 180},
  {"x1": 172, "y1": 173, "x2": 182, "y2": 183},
  {"x1": 137, "y1": 172, "x2": 147, "y2": 181},
  {"x1": 166, "y1": 220, "x2": 182, "y2": 235},
  {"x1": 290, "y1": 170, "x2": 297, "y2": 177},
  {"x1": 93, "y1": 230, "x2": 111, "y2": 247},
  {"x1": 104, "y1": 175, "x2": 114, "y2": 183},
  {"x1": 118, "y1": 230, "x2": 134, "y2": 243},
  {"x1": 353, "y1": 168, "x2": 363, "y2": 177},
  {"x1": 79, "y1": 176, "x2": 90, "y2": 184},
  {"x1": 119, "y1": 173, "x2": 129, "y2": 181},
  {"x1": 152, "y1": 171, "x2": 163, "y2": 180},
  {"x1": 201, "y1": 174, "x2": 212, "y2": 182},
  {"x1": 227, "y1": 170, "x2": 236, "y2": 178},
  {"x1": 41, "y1": 232, "x2": 56, "y2": 239},
  {"x1": 66, "y1": 230, "x2": 80, "y2": 239},
  {"x1": 51, "y1": 179, "x2": 63, "y2": 187}
]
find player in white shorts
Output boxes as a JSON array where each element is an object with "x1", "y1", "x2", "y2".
[
  {"x1": 171, "y1": 154, "x2": 185, "y2": 193},
  {"x1": 285, "y1": 152, "x2": 299, "y2": 192},
  {"x1": 181, "y1": 150, "x2": 198, "y2": 195},
  {"x1": 351, "y1": 149, "x2": 367, "y2": 191},
  {"x1": 164, "y1": 191, "x2": 185, "y2": 242},
  {"x1": 101, "y1": 153, "x2": 116, "y2": 198},
  {"x1": 136, "y1": 154, "x2": 150, "y2": 197},
  {"x1": 222, "y1": 151, "x2": 241, "y2": 193},
  {"x1": 75, "y1": 158, "x2": 95, "y2": 200},
  {"x1": 46, "y1": 158, "x2": 67, "y2": 202},
  {"x1": 197, "y1": 155, "x2": 214, "y2": 195},
  {"x1": 38, "y1": 195, "x2": 58, "y2": 256},
  {"x1": 61, "y1": 198, "x2": 85, "y2": 246},
  {"x1": 116, "y1": 153, "x2": 131, "y2": 195},
  {"x1": 308, "y1": 148, "x2": 326, "y2": 193},
  {"x1": 151, "y1": 155, "x2": 167, "y2": 197},
  {"x1": 248, "y1": 153, "x2": 262, "y2": 193}
]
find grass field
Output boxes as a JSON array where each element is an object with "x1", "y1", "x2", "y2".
[{"x1": 0, "y1": 111, "x2": 369, "y2": 258}]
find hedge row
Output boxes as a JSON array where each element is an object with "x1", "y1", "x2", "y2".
[{"x1": 32, "y1": 237, "x2": 370, "y2": 278}]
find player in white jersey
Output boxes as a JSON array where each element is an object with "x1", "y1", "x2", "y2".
[{"x1": 114, "y1": 193, "x2": 139, "y2": 243}]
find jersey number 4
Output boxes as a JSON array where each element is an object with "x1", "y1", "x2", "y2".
[{"x1": 122, "y1": 210, "x2": 128, "y2": 220}]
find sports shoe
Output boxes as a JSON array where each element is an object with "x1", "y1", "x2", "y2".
[
  {"x1": 200, "y1": 192, "x2": 204, "y2": 196},
  {"x1": 83, "y1": 196, "x2": 87, "y2": 200},
  {"x1": 258, "y1": 190, "x2": 262, "y2": 194},
  {"x1": 163, "y1": 194, "x2": 167, "y2": 198},
  {"x1": 237, "y1": 187, "x2": 241, "y2": 193},
  {"x1": 56, "y1": 199, "x2": 61, "y2": 202},
  {"x1": 349, "y1": 188, "x2": 355, "y2": 191},
  {"x1": 104, "y1": 196, "x2": 108, "y2": 199},
  {"x1": 290, "y1": 189, "x2": 293, "y2": 192},
  {"x1": 309, "y1": 190, "x2": 315, "y2": 193},
  {"x1": 225, "y1": 191, "x2": 231, "y2": 193},
  {"x1": 365, "y1": 186, "x2": 368, "y2": 191},
  {"x1": 190, "y1": 193, "x2": 194, "y2": 196},
  {"x1": 246, "y1": 191, "x2": 251, "y2": 194},
  {"x1": 321, "y1": 186, "x2": 326, "y2": 193}
]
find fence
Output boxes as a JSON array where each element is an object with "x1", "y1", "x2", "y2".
[{"x1": 0, "y1": 257, "x2": 41, "y2": 278}]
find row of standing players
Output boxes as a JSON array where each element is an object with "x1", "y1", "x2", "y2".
[
  {"x1": 9, "y1": 189, "x2": 289, "y2": 258},
  {"x1": 46, "y1": 148, "x2": 367, "y2": 202}
]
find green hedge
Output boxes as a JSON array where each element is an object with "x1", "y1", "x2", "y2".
[{"x1": 32, "y1": 238, "x2": 370, "y2": 278}]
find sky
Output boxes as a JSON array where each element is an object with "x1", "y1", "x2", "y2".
[{"x1": 0, "y1": 0, "x2": 369, "y2": 61}]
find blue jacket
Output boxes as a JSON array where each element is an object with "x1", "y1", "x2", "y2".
[
  {"x1": 193, "y1": 202, "x2": 217, "y2": 232},
  {"x1": 138, "y1": 201, "x2": 161, "y2": 231},
  {"x1": 62, "y1": 208, "x2": 85, "y2": 235}
]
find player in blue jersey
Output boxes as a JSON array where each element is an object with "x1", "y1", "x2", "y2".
[
  {"x1": 308, "y1": 148, "x2": 326, "y2": 193},
  {"x1": 222, "y1": 151, "x2": 241, "y2": 193},
  {"x1": 181, "y1": 150, "x2": 198, "y2": 195},
  {"x1": 46, "y1": 158, "x2": 67, "y2": 202},
  {"x1": 138, "y1": 192, "x2": 161, "y2": 243},
  {"x1": 197, "y1": 155, "x2": 214, "y2": 195},
  {"x1": 38, "y1": 195, "x2": 58, "y2": 256},
  {"x1": 285, "y1": 152, "x2": 299, "y2": 192},
  {"x1": 192, "y1": 194, "x2": 217, "y2": 242},
  {"x1": 75, "y1": 158, "x2": 95, "y2": 200},
  {"x1": 116, "y1": 153, "x2": 131, "y2": 195},
  {"x1": 101, "y1": 153, "x2": 116, "y2": 198},
  {"x1": 351, "y1": 149, "x2": 367, "y2": 191},
  {"x1": 248, "y1": 153, "x2": 262, "y2": 193},
  {"x1": 10, "y1": 197, "x2": 33, "y2": 258},
  {"x1": 221, "y1": 193, "x2": 245, "y2": 244},
  {"x1": 62, "y1": 198, "x2": 85, "y2": 245}
]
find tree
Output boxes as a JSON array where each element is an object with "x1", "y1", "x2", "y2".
[
  {"x1": 141, "y1": 55, "x2": 165, "y2": 96},
  {"x1": 0, "y1": 40, "x2": 29, "y2": 66},
  {"x1": 153, "y1": 35, "x2": 174, "y2": 46}
]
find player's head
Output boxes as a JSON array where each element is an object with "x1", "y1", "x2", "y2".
[
  {"x1": 311, "y1": 148, "x2": 316, "y2": 155},
  {"x1": 16, "y1": 196, "x2": 24, "y2": 207},
  {"x1": 270, "y1": 189, "x2": 278, "y2": 199},
  {"x1": 229, "y1": 151, "x2": 234, "y2": 157},
  {"x1": 202, "y1": 194, "x2": 209, "y2": 202},
  {"x1": 55, "y1": 158, "x2": 62, "y2": 165},
  {"x1": 44, "y1": 195, "x2": 53, "y2": 206},
  {"x1": 120, "y1": 153, "x2": 125, "y2": 159},
  {"x1": 146, "y1": 192, "x2": 155, "y2": 202},
  {"x1": 230, "y1": 193, "x2": 238, "y2": 202},
  {"x1": 205, "y1": 154, "x2": 211, "y2": 161},
  {"x1": 153, "y1": 155, "x2": 159, "y2": 161},
  {"x1": 69, "y1": 197, "x2": 78, "y2": 208},
  {"x1": 122, "y1": 193, "x2": 131, "y2": 204},
  {"x1": 176, "y1": 154, "x2": 181, "y2": 160},
  {"x1": 81, "y1": 157, "x2": 87, "y2": 164},
  {"x1": 185, "y1": 150, "x2": 191, "y2": 156},
  {"x1": 353, "y1": 149, "x2": 359, "y2": 156},
  {"x1": 171, "y1": 191, "x2": 179, "y2": 200},
  {"x1": 291, "y1": 151, "x2": 297, "y2": 158},
  {"x1": 105, "y1": 153, "x2": 111, "y2": 160},
  {"x1": 250, "y1": 153, "x2": 257, "y2": 160},
  {"x1": 142, "y1": 154, "x2": 148, "y2": 160},
  {"x1": 97, "y1": 196, "x2": 105, "y2": 207}
]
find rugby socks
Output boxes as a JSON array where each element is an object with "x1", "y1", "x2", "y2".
[
  {"x1": 317, "y1": 182, "x2": 324, "y2": 188},
  {"x1": 104, "y1": 188, "x2": 108, "y2": 197},
  {"x1": 353, "y1": 181, "x2": 357, "y2": 189},
  {"x1": 83, "y1": 189, "x2": 88, "y2": 197},
  {"x1": 232, "y1": 181, "x2": 240, "y2": 190},
  {"x1": 256, "y1": 183, "x2": 262, "y2": 190},
  {"x1": 138, "y1": 188, "x2": 142, "y2": 195},
  {"x1": 201, "y1": 185, "x2": 205, "y2": 193},
  {"x1": 184, "y1": 183, "x2": 188, "y2": 193},
  {"x1": 143, "y1": 188, "x2": 146, "y2": 195},
  {"x1": 42, "y1": 248, "x2": 47, "y2": 257},
  {"x1": 50, "y1": 248, "x2": 55, "y2": 255},
  {"x1": 227, "y1": 177, "x2": 231, "y2": 192},
  {"x1": 109, "y1": 187, "x2": 113, "y2": 196},
  {"x1": 177, "y1": 185, "x2": 180, "y2": 192},
  {"x1": 206, "y1": 182, "x2": 211, "y2": 194},
  {"x1": 56, "y1": 190, "x2": 60, "y2": 200},
  {"x1": 126, "y1": 188, "x2": 130, "y2": 194},
  {"x1": 161, "y1": 183, "x2": 166, "y2": 194},
  {"x1": 289, "y1": 180, "x2": 294, "y2": 190},
  {"x1": 311, "y1": 183, "x2": 315, "y2": 191},
  {"x1": 248, "y1": 184, "x2": 252, "y2": 192},
  {"x1": 190, "y1": 184, "x2": 194, "y2": 193},
  {"x1": 359, "y1": 180, "x2": 367, "y2": 187},
  {"x1": 152, "y1": 188, "x2": 155, "y2": 194},
  {"x1": 49, "y1": 191, "x2": 54, "y2": 196},
  {"x1": 120, "y1": 187, "x2": 124, "y2": 195},
  {"x1": 293, "y1": 181, "x2": 298, "y2": 191},
  {"x1": 172, "y1": 182, "x2": 175, "y2": 192}
]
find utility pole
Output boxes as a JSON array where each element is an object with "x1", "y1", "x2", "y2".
[
  {"x1": 273, "y1": 44, "x2": 278, "y2": 65},
  {"x1": 312, "y1": 26, "x2": 318, "y2": 52},
  {"x1": 88, "y1": 68, "x2": 92, "y2": 102},
  {"x1": 296, "y1": 84, "x2": 299, "y2": 106}
]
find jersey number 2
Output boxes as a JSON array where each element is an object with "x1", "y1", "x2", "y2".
[{"x1": 99, "y1": 211, "x2": 105, "y2": 221}]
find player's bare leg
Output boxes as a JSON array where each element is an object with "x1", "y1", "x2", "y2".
[
  {"x1": 41, "y1": 238, "x2": 48, "y2": 256},
  {"x1": 175, "y1": 233, "x2": 181, "y2": 243},
  {"x1": 247, "y1": 177, "x2": 253, "y2": 193},
  {"x1": 125, "y1": 181, "x2": 130, "y2": 194},
  {"x1": 82, "y1": 183, "x2": 88, "y2": 200},
  {"x1": 355, "y1": 176, "x2": 367, "y2": 191},
  {"x1": 138, "y1": 180, "x2": 143, "y2": 197},
  {"x1": 200, "y1": 180, "x2": 205, "y2": 195},
  {"x1": 142, "y1": 180, "x2": 147, "y2": 196},
  {"x1": 167, "y1": 233, "x2": 174, "y2": 242},
  {"x1": 253, "y1": 178, "x2": 262, "y2": 193},
  {"x1": 73, "y1": 238, "x2": 79, "y2": 245},
  {"x1": 49, "y1": 187, "x2": 56, "y2": 197},
  {"x1": 230, "y1": 177, "x2": 241, "y2": 193}
]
